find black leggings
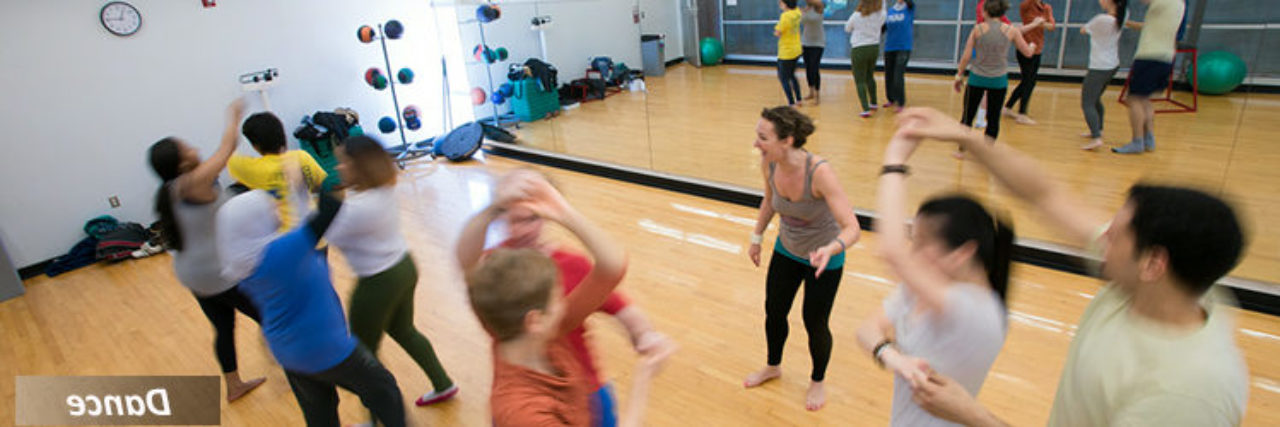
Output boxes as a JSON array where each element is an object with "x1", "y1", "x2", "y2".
[
  {"x1": 764, "y1": 251, "x2": 842, "y2": 382},
  {"x1": 962, "y1": 84, "x2": 1007, "y2": 141},
  {"x1": 195, "y1": 286, "x2": 261, "y2": 374},
  {"x1": 1005, "y1": 53, "x2": 1041, "y2": 114},
  {"x1": 801, "y1": 46, "x2": 824, "y2": 90},
  {"x1": 883, "y1": 50, "x2": 911, "y2": 106},
  {"x1": 286, "y1": 346, "x2": 405, "y2": 427},
  {"x1": 777, "y1": 57, "x2": 802, "y2": 105}
]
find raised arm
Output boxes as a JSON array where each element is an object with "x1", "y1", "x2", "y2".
[
  {"x1": 954, "y1": 28, "x2": 978, "y2": 92},
  {"x1": 178, "y1": 98, "x2": 245, "y2": 202},
  {"x1": 875, "y1": 133, "x2": 955, "y2": 312},
  {"x1": 1010, "y1": 24, "x2": 1037, "y2": 57},
  {"x1": 456, "y1": 205, "x2": 501, "y2": 273},
  {"x1": 808, "y1": 162, "x2": 862, "y2": 275},
  {"x1": 750, "y1": 159, "x2": 778, "y2": 267},
  {"x1": 897, "y1": 108, "x2": 1103, "y2": 245}
]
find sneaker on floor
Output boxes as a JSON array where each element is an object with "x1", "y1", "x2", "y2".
[
  {"x1": 1143, "y1": 134, "x2": 1156, "y2": 151},
  {"x1": 859, "y1": 111, "x2": 873, "y2": 119},
  {"x1": 1111, "y1": 139, "x2": 1146, "y2": 154},
  {"x1": 882, "y1": 102, "x2": 894, "y2": 109},
  {"x1": 868, "y1": 104, "x2": 879, "y2": 110},
  {"x1": 415, "y1": 385, "x2": 459, "y2": 406}
]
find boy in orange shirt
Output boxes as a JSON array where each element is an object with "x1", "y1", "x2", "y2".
[{"x1": 460, "y1": 170, "x2": 674, "y2": 426}]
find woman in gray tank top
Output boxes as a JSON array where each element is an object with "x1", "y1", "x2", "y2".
[
  {"x1": 743, "y1": 106, "x2": 862, "y2": 412},
  {"x1": 799, "y1": 0, "x2": 826, "y2": 104},
  {"x1": 147, "y1": 98, "x2": 266, "y2": 402},
  {"x1": 953, "y1": 0, "x2": 1036, "y2": 149},
  {"x1": 856, "y1": 130, "x2": 1016, "y2": 426}
]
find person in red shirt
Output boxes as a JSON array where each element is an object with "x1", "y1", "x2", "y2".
[
  {"x1": 1003, "y1": 0, "x2": 1055, "y2": 124},
  {"x1": 458, "y1": 169, "x2": 676, "y2": 426}
]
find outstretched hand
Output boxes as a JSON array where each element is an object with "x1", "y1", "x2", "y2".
[
  {"x1": 227, "y1": 97, "x2": 247, "y2": 122},
  {"x1": 495, "y1": 170, "x2": 574, "y2": 223},
  {"x1": 896, "y1": 108, "x2": 977, "y2": 144}
]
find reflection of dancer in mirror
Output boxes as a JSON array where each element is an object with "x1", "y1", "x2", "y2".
[
  {"x1": 844, "y1": 0, "x2": 885, "y2": 118},
  {"x1": 324, "y1": 136, "x2": 458, "y2": 408},
  {"x1": 895, "y1": 107, "x2": 1249, "y2": 427},
  {"x1": 744, "y1": 106, "x2": 861, "y2": 412},
  {"x1": 883, "y1": 0, "x2": 916, "y2": 112},
  {"x1": 457, "y1": 169, "x2": 675, "y2": 427},
  {"x1": 954, "y1": 0, "x2": 1036, "y2": 157},
  {"x1": 1002, "y1": 0, "x2": 1055, "y2": 125},
  {"x1": 775, "y1": 0, "x2": 805, "y2": 106},
  {"x1": 799, "y1": 0, "x2": 826, "y2": 104},
  {"x1": 857, "y1": 128, "x2": 1014, "y2": 426},
  {"x1": 1113, "y1": 0, "x2": 1184, "y2": 154},
  {"x1": 1079, "y1": 0, "x2": 1132, "y2": 150},
  {"x1": 147, "y1": 98, "x2": 267, "y2": 403}
]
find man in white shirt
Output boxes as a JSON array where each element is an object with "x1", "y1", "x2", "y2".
[{"x1": 894, "y1": 107, "x2": 1249, "y2": 426}]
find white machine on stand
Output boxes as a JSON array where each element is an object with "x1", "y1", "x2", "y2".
[{"x1": 239, "y1": 68, "x2": 279, "y2": 111}]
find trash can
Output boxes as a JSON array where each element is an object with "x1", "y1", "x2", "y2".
[{"x1": 641, "y1": 34, "x2": 665, "y2": 77}]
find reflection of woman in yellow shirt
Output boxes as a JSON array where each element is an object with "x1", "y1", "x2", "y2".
[
  {"x1": 775, "y1": 0, "x2": 804, "y2": 106},
  {"x1": 232, "y1": 112, "x2": 328, "y2": 230}
]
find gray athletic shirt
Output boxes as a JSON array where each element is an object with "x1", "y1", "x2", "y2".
[
  {"x1": 768, "y1": 153, "x2": 840, "y2": 257},
  {"x1": 972, "y1": 22, "x2": 1012, "y2": 78},
  {"x1": 884, "y1": 283, "x2": 1006, "y2": 427},
  {"x1": 801, "y1": 8, "x2": 826, "y2": 47},
  {"x1": 170, "y1": 184, "x2": 236, "y2": 296}
]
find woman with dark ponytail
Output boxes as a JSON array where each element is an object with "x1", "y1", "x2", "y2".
[
  {"x1": 1079, "y1": 0, "x2": 1131, "y2": 150},
  {"x1": 148, "y1": 98, "x2": 266, "y2": 402},
  {"x1": 855, "y1": 129, "x2": 1014, "y2": 425}
]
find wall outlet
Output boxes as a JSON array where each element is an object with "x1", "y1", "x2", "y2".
[{"x1": 108, "y1": 196, "x2": 120, "y2": 208}]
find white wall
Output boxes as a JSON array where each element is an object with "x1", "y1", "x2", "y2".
[
  {"x1": 455, "y1": 0, "x2": 643, "y2": 118},
  {"x1": 640, "y1": 0, "x2": 684, "y2": 61},
  {"x1": 0, "y1": 0, "x2": 467, "y2": 268}
]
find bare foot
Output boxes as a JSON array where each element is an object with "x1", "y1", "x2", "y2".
[
  {"x1": 1014, "y1": 114, "x2": 1038, "y2": 125},
  {"x1": 1002, "y1": 107, "x2": 1017, "y2": 118},
  {"x1": 806, "y1": 381, "x2": 826, "y2": 411},
  {"x1": 744, "y1": 365, "x2": 782, "y2": 388},
  {"x1": 952, "y1": 150, "x2": 967, "y2": 160},
  {"x1": 1081, "y1": 139, "x2": 1104, "y2": 150},
  {"x1": 227, "y1": 377, "x2": 266, "y2": 402},
  {"x1": 1079, "y1": 132, "x2": 1094, "y2": 138}
]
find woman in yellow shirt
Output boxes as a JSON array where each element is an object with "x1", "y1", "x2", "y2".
[{"x1": 775, "y1": 0, "x2": 804, "y2": 106}]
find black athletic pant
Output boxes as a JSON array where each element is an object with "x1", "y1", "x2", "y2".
[
  {"x1": 777, "y1": 57, "x2": 802, "y2": 105},
  {"x1": 883, "y1": 50, "x2": 911, "y2": 106},
  {"x1": 801, "y1": 46, "x2": 824, "y2": 91},
  {"x1": 962, "y1": 84, "x2": 1007, "y2": 141},
  {"x1": 195, "y1": 286, "x2": 261, "y2": 374},
  {"x1": 1005, "y1": 53, "x2": 1041, "y2": 114},
  {"x1": 764, "y1": 251, "x2": 842, "y2": 382},
  {"x1": 285, "y1": 345, "x2": 405, "y2": 427}
]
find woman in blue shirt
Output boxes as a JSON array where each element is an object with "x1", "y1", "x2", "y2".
[{"x1": 883, "y1": 0, "x2": 914, "y2": 111}]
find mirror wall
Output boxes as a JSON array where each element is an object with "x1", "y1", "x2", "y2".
[{"x1": 456, "y1": 0, "x2": 1278, "y2": 285}]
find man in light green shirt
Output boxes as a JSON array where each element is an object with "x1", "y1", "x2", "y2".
[
  {"x1": 890, "y1": 107, "x2": 1249, "y2": 426},
  {"x1": 1113, "y1": 0, "x2": 1186, "y2": 155}
]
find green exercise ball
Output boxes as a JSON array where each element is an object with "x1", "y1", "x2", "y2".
[
  {"x1": 700, "y1": 37, "x2": 724, "y2": 66},
  {"x1": 1196, "y1": 51, "x2": 1247, "y2": 95}
]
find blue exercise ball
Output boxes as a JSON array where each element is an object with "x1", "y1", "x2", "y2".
[
  {"x1": 1197, "y1": 51, "x2": 1247, "y2": 95},
  {"x1": 700, "y1": 37, "x2": 724, "y2": 66},
  {"x1": 378, "y1": 116, "x2": 397, "y2": 134}
]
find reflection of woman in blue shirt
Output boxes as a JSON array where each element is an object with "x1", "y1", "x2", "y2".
[{"x1": 883, "y1": 0, "x2": 915, "y2": 110}]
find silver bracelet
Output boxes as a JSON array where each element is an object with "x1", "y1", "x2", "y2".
[{"x1": 833, "y1": 238, "x2": 847, "y2": 252}]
